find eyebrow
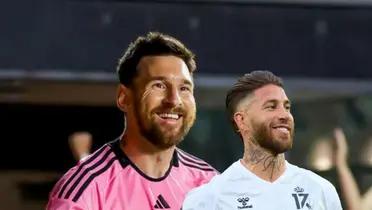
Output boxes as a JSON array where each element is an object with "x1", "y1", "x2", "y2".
[
  {"x1": 149, "y1": 76, "x2": 194, "y2": 87},
  {"x1": 263, "y1": 99, "x2": 291, "y2": 106}
]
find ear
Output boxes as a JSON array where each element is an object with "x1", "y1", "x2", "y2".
[
  {"x1": 116, "y1": 84, "x2": 131, "y2": 112},
  {"x1": 233, "y1": 111, "x2": 247, "y2": 133}
]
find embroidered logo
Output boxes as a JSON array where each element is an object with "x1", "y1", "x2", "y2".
[
  {"x1": 292, "y1": 186, "x2": 312, "y2": 209},
  {"x1": 154, "y1": 194, "x2": 170, "y2": 209},
  {"x1": 237, "y1": 196, "x2": 253, "y2": 209}
]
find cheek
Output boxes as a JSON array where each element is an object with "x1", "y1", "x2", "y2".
[
  {"x1": 256, "y1": 118, "x2": 272, "y2": 133},
  {"x1": 253, "y1": 115, "x2": 268, "y2": 126},
  {"x1": 247, "y1": 118, "x2": 259, "y2": 132},
  {"x1": 141, "y1": 89, "x2": 155, "y2": 102},
  {"x1": 183, "y1": 95, "x2": 196, "y2": 110},
  {"x1": 140, "y1": 89, "x2": 164, "y2": 105}
]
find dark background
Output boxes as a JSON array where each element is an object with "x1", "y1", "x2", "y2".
[
  {"x1": 1, "y1": 1, "x2": 372, "y2": 208},
  {"x1": 2, "y1": 0, "x2": 372, "y2": 78}
]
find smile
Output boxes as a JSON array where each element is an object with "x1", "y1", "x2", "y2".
[
  {"x1": 272, "y1": 125, "x2": 291, "y2": 134},
  {"x1": 157, "y1": 113, "x2": 182, "y2": 120}
]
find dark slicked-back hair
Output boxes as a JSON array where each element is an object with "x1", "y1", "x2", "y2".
[
  {"x1": 225, "y1": 70, "x2": 283, "y2": 130},
  {"x1": 117, "y1": 32, "x2": 196, "y2": 86}
]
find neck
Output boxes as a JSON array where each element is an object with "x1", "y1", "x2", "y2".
[
  {"x1": 120, "y1": 132, "x2": 176, "y2": 179},
  {"x1": 241, "y1": 140, "x2": 286, "y2": 182}
]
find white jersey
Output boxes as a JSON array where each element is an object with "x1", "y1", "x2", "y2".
[{"x1": 183, "y1": 160, "x2": 342, "y2": 210}]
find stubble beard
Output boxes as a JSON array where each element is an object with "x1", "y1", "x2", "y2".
[
  {"x1": 134, "y1": 103, "x2": 196, "y2": 150},
  {"x1": 252, "y1": 120, "x2": 294, "y2": 155}
]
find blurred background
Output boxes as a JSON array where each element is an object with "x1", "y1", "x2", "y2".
[{"x1": 1, "y1": 0, "x2": 372, "y2": 209}]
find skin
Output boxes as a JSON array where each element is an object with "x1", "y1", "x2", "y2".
[
  {"x1": 333, "y1": 128, "x2": 362, "y2": 210},
  {"x1": 116, "y1": 55, "x2": 196, "y2": 178},
  {"x1": 233, "y1": 84, "x2": 294, "y2": 182},
  {"x1": 68, "y1": 132, "x2": 92, "y2": 161}
]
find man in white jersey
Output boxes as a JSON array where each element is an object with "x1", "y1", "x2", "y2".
[{"x1": 182, "y1": 71, "x2": 342, "y2": 210}]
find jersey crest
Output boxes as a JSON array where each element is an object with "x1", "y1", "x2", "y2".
[{"x1": 291, "y1": 186, "x2": 313, "y2": 209}]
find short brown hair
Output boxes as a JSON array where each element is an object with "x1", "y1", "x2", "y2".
[
  {"x1": 225, "y1": 70, "x2": 283, "y2": 129},
  {"x1": 117, "y1": 32, "x2": 196, "y2": 86}
]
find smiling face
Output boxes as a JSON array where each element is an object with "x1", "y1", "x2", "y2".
[
  {"x1": 236, "y1": 84, "x2": 294, "y2": 154},
  {"x1": 123, "y1": 55, "x2": 196, "y2": 149}
]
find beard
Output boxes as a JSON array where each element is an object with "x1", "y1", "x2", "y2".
[
  {"x1": 251, "y1": 120, "x2": 294, "y2": 154},
  {"x1": 133, "y1": 98, "x2": 196, "y2": 150}
]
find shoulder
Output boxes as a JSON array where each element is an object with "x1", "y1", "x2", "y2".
[
  {"x1": 176, "y1": 148, "x2": 218, "y2": 178},
  {"x1": 290, "y1": 163, "x2": 336, "y2": 191},
  {"x1": 182, "y1": 162, "x2": 239, "y2": 210},
  {"x1": 182, "y1": 175, "x2": 219, "y2": 210},
  {"x1": 46, "y1": 197, "x2": 85, "y2": 210},
  {"x1": 48, "y1": 143, "x2": 122, "y2": 207},
  {"x1": 288, "y1": 163, "x2": 342, "y2": 207}
]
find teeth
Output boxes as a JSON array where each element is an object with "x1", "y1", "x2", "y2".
[
  {"x1": 159, "y1": 113, "x2": 179, "y2": 120},
  {"x1": 276, "y1": 127, "x2": 289, "y2": 133}
]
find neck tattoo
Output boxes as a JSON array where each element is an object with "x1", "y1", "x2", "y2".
[{"x1": 244, "y1": 141, "x2": 284, "y2": 180}]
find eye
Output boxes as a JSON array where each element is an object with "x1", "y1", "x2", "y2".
[
  {"x1": 285, "y1": 104, "x2": 291, "y2": 111},
  {"x1": 265, "y1": 104, "x2": 276, "y2": 110},
  {"x1": 153, "y1": 82, "x2": 166, "y2": 89},
  {"x1": 180, "y1": 85, "x2": 191, "y2": 92}
]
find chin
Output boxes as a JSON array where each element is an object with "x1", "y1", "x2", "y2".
[
  {"x1": 157, "y1": 131, "x2": 185, "y2": 147},
  {"x1": 156, "y1": 138, "x2": 183, "y2": 149},
  {"x1": 279, "y1": 142, "x2": 293, "y2": 153},
  {"x1": 271, "y1": 139, "x2": 292, "y2": 154}
]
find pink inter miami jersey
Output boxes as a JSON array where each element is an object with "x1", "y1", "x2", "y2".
[{"x1": 47, "y1": 138, "x2": 218, "y2": 210}]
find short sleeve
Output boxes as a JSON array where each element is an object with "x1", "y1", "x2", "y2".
[
  {"x1": 326, "y1": 185, "x2": 343, "y2": 210},
  {"x1": 46, "y1": 197, "x2": 85, "y2": 210}
]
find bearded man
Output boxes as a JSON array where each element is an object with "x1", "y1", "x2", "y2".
[
  {"x1": 47, "y1": 32, "x2": 217, "y2": 210},
  {"x1": 183, "y1": 70, "x2": 342, "y2": 210}
]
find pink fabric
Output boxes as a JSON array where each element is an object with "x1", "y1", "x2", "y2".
[{"x1": 47, "y1": 140, "x2": 217, "y2": 210}]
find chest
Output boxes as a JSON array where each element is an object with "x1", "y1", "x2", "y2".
[
  {"x1": 102, "y1": 171, "x2": 198, "y2": 210},
  {"x1": 214, "y1": 180, "x2": 326, "y2": 210}
]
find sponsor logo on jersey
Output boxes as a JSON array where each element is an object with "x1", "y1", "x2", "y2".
[
  {"x1": 154, "y1": 194, "x2": 170, "y2": 209},
  {"x1": 237, "y1": 196, "x2": 253, "y2": 209}
]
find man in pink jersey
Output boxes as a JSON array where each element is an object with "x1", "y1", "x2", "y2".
[{"x1": 47, "y1": 32, "x2": 217, "y2": 210}]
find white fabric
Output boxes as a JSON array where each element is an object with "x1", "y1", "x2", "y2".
[{"x1": 183, "y1": 160, "x2": 342, "y2": 210}]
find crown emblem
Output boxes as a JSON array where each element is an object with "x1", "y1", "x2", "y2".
[{"x1": 294, "y1": 186, "x2": 304, "y2": 193}]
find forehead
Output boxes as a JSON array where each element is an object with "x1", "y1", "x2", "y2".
[
  {"x1": 236, "y1": 84, "x2": 289, "y2": 111},
  {"x1": 252, "y1": 84, "x2": 288, "y2": 103},
  {"x1": 136, "y1": 55, "x2": 193, "y2": 83}
]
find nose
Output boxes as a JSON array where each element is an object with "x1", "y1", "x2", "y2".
[
  {"x1": 163, "y1": 86, "x2": 182, "y2": 107},
  {"x1": 278, "y1": 107, "x2": 292, "y2": 123}
]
